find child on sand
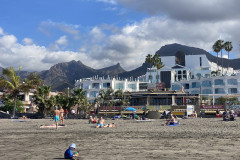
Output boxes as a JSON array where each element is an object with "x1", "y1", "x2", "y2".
[{"x1": 64, "y1": 143, "x2": 79, "y2": 159}]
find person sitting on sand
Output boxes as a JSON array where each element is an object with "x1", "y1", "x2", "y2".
[
  {"x1": 64, "y1": 143, "x2": 78, "y2": 159},
  {"x1": 223, "y1": 110, "x2": 230, "y2": 121},
  {"x1": 89, "y1": 116, "x2": 98, "y2": 124},
  {"x1": 166, "y1": 114, "x2": 179, "y2": 125},
  {"x1": 18, "y1": 115, "x2": 28, "y2": 119},
  {"x1": 189, "y1": 111, "x2": 197, "y2": 118},
  {"x1": 96, "y1": 117, "x2": 107, "y2": 128},
  {"x1": 89, "y1": 116, "x2": 94, "y2": 124},
  {"x1": 229, "y1": 112, "x2": 235, "y2": 121}
]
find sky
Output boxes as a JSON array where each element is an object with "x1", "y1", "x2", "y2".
[{"x1": 0, "y1": 0, "x2": 240, "y2": 72}]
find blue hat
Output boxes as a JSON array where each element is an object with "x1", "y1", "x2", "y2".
[{"x1": 69, "y1": 143, "x2": 76, "y2": 149}]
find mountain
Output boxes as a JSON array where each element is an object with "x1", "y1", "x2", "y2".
[
  {"x1": 156, "y1": 43, "x2": 240, "y2": 69},
  {"x1": 39, "y1": 60, "x2": 126, "y2": 91}
]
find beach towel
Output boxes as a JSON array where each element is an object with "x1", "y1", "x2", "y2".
[
  {"x1": 136, "y1": 119, "x2": 155, "y2": 122},
  {"x1": 40, "y1": 124, "x2": 66, "y2": 128},
  {"x1": 168, "y1": 123, "x2": 179, "y2": 126}
]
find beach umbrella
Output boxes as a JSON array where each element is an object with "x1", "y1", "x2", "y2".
[{"x1": 125, "y1": 107, "x2": 136, "y2": 111}]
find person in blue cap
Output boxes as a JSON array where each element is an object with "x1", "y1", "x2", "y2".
[{"x1": 64, "y1": 143, "x2": 77, "y2": 159}]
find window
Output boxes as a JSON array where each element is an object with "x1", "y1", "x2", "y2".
[
  {"x1": 191, "y1": 90, "x2": 200, "y2": 94},
  {"x1": 202, "y1": 89, "x2": 212, "y2": 94},
  {"x1": 183, "y1": 83, "x2": 189, "y2": 89},
  {"x1": 148, "y1": 75, "x2": 152, "y2": 80},
  {"x1": 139, "y1": 83, "x2": 148, "y2": 90},
  {"x1": 92, "y1": 83, "x2": 99, "y2": 89},
  {"x1": 214, "y1": 79, "x2": 224, "y2": 85},
  {"x1": 115, "y1": 83, "x2": 124, "y2": 89},
  {"x1": 227, "y1": 79, "x2": 237, "y2": 85},
  {"x1": 215, "y1": 88, "x2": 225, "y2": 94},
  {"x1": 200, "y1": 57, "x2": 202, "y2": 67},
  {"x1": 90, "y1": 91, "x2": 98, "y2": 97},
  {"x1": 228, "y1": 88, "x2": 237, "y2": 94},
  {"x1": 103, "y1": 83, "x2": 111, "y2": 88},
  {"x1": 128, "y1": 84, "x2": 136, "y2": 90},
  {"x1": 192, "y1": 82, "x2": 201, "y2": 88},
  {"x1": 202, "y1": 80, "x2": 212, "y2": 87},
  {"x1": 83, "y1": 85, "x2": 89, "y2": 89},
  {"x1": 196, "y1": 73, "x2": 201, "y2": 79},
  {"x1": 204, "y1": 74, "x2": 210, "y2": 78},
  {"x1": 172, "y1": 84, "x2": 181, "y2": 90},
  {"x1": 175, "y1": 51, "x2": 186, "y2": 66}
]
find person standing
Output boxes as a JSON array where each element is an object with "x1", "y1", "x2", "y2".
[
  {"x1": 59, "y1": 107, "x2": 65, "y2": 125},
  {"x1": 64, "y1": 109, "x2": 68, "y2": 119},
  {"x1": 53, "y1": 107, "x2": 60, "y2": 129}
]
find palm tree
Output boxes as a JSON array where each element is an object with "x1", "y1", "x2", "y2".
[
  {"x1": 152, "y1": 54, "x2": 164, "y2": 83},
  {"x1": 216, "y1": 40, "x2": 224, "y2": 75},
  {"x1": 224, "y1": 41, "x2": 233, "y2": 72},
  {"x1": 212, "y1": 41, "x2": 221, "y2": 71},
  {"x1": 24, "y1": 73, "x2": 42, "y2": 88},
  {"x1": 0, "y1": 66, "x2": 27, "y2": 117},
  {"x1": 145, "y1": 54, "x2": 153, "y2": 83},
  {"x1": 33, "y1": 85, "x2": 51, "y2": 117},
  {"x1": 72, "y1": 88, "x2": 86, "y2": 117}
]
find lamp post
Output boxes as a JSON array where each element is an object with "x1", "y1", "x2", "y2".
[{"x1": 67, "y1": 87, "x2": 69, "y2": 97}]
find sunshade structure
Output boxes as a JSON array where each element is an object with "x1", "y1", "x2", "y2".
[{"x1": 125, "y1": 107, "x2": 136, "y2": 111}]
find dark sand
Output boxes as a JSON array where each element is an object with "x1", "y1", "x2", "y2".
[{"x1": 1, "y1": 118, "x2": 240, "y2": 160}]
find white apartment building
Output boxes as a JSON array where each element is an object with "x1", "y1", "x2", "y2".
[{"x1": 75, "y1": 77, "x2": 148, "y2": 102}]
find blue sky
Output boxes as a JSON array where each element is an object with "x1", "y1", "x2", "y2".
[{"x1": 0, "y1": 0, "x2": 240, "y2": 71}]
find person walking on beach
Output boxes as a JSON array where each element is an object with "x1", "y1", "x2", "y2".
[
  {"x1": 54, "y1": 107, "x2": 60, "y2": 129},
  {"x1": 59, "y1": 107, "x2": 65, "y2": 125}
]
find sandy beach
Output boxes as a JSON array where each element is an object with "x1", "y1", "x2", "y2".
[{"x1": 1, "y1": 117, "x2": 240, "y2": 160}]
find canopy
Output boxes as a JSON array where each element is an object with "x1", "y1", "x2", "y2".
[{"x1": 125, "y1": 107, "x2": 136, "y2": 111}]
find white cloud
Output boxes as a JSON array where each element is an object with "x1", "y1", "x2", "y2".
[
  {"x1": 22, "y1": 38, "x2": 33, "y2": 45},
  {"x1": 56, "y1": 35, "x2": 68, "y2": 45},
  {"x1": 0, "y1": 35, "x2": 17, "y2": 49}
]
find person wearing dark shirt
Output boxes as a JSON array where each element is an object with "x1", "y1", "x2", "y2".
[{"x1": 64, "y1": 143, "x2": 76, "y2": 159}]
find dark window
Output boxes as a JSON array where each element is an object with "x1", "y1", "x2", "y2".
[
  {"x1": 175, "y1": 51, "x2": 186, "y2": 66},
  {"x1": 200, "y1": 57, "x2": 202, "y2": 67},
  {"x1": 160, "y1": 71, "x2": 171, "y2": 88}
]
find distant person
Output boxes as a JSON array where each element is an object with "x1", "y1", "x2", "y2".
[
  {"x1": 65, "y1": 109, "x2": 68, "y2": 119},
  {"x1": 59, "y1": 107, "x2": 65, "y2": 125},
  {"x1": 166, "y1": 114, "x2": 179, "y2": 125},
  {"x1": 53, "y1": 107, "x2": 60, "y2": 129},
  {"x1": 64, "y1": 143, "x2": 78, "y2": 159},
  {"x1": 71, "y1": 109, "x2": 76, "y2": 119},
  {"x1": 229, "y1": 112, "x2": 235, "y2": 121},
  {"x1": 96, "y1": 117, "x2": 107, "y2": 128}
]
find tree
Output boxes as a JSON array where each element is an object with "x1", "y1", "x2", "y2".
[
  {"x1": 33, "y1": 85, "x2": 52, "y2": 117},
  {"x1": 152, "y1": 54, "x2": 164, "y2": 83},
  {"x1": 0, "y1": 66, "x2": 27, "y2": 117},
  {"x1": 1, "y1": 94, "x2": 24, "y2": 113},
  {"x1": 72, "y1": 88, "x2": 86, "y2": 117},
  {"x1": 215, "y1": 40, "x2": 224, "y2": 75},
  {"x1": 145, "y1": 54, "x2": 153, "y2": 83},
  {"x1": 224, "y1": 41, "x2": 233, "y2": 72},
  {"x1": 212, "y1": 41, "x2": 221, "y2": 71}
]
